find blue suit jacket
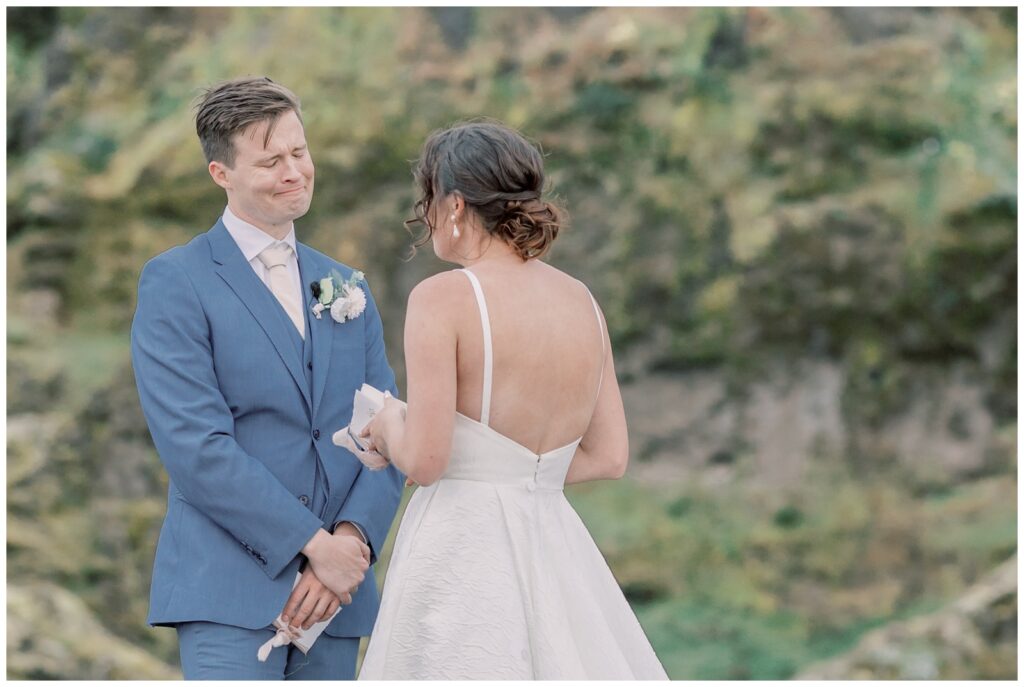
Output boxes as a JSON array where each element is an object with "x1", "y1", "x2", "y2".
[{"x1": 130, "y1": 220, "x2": 404, "y2": 637}]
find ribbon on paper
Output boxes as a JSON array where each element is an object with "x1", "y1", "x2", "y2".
[{"x1": 257, "y1": 624, "x2": 301, "y2": 662}]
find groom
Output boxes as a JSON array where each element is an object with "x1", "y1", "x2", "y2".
[{"x1": 131, "y1": 76, "x2": 404, "y2": 679}]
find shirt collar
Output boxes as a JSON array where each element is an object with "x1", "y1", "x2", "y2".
[{"x1": 221, "y1": 205, "x2": 297, "y2": 262}]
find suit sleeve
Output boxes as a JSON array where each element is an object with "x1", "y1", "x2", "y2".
[
  {"x1": 130, "y1": 254, "x2": 323, "y2": 579},
  {"x1": 332, "y1": 278, "x2": 405, "y2": 563}
]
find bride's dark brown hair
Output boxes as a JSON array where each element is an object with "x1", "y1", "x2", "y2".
[{"x1": 405, "y1": 120, "x2": 565, "y2": 260}]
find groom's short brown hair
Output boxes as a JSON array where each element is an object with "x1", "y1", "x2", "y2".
[{"x1": 194, "y1": 76, "x2": 302, "y2": 168}]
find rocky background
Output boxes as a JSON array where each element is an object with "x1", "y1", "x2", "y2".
[{"x1": 6, "y1": 7, "x2": 1016, "y2": 679}]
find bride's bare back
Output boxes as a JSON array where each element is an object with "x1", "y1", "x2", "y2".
[
  {"x1": 395, "y1": 255, "x2": 627, "y2": 486},
  {"x1": 452, "y1": 259, "x2": 604, "y2": 454}
]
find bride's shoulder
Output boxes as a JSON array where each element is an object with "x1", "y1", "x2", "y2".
[
  {"x1": 537, "y1": 263, "x2": 596, "y2": 301},
  {"x1": 406, "y1": 270, "x2": 474, "y2": 316}
]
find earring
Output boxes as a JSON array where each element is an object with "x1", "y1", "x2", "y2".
[{"x1": 451, "y1": 214, "x2": 460, "y2": 239}]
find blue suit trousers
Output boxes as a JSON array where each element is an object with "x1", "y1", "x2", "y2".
[{"x1": 177, "y1": 621, "x2": 360, "y2": 680}]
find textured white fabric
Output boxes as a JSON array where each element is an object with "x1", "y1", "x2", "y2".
[
  {"x1": 257, "y1": 243, "x2": 305, "y2": 337},
  {"x1": 359, "y1": 275, "x2": 668, "y2": 680},
  {"x1": 358, "y1": 415, "x2": 668, "y2": 679}
]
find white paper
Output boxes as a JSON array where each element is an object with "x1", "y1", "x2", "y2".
[
  {"x1": 256, "y1": 572, "x2": 340, "y2": 661},
  {"x1": 332, "y1": 384, "x2": 406, "y2": 455},
  {"x1": 350, "y1": 383, "x2": 387, "y2": 448}
]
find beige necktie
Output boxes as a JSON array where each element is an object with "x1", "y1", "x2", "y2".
[{"x1": 257, "y1": 243, "x2": 305, "y2": 338}]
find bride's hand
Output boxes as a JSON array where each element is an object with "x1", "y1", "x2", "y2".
[
  {"x1": 376, "y1": 393, "x2": 407, "y2": 427},
  {"x1": 333, "y1": 424, "x2": 390, "y2": 470},
  {"x1": 360, "y1": 393, "x2": 406, "y2": 457}
]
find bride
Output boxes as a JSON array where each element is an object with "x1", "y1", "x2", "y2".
[{"x1": 342, "y1": 121, "x2": 667, "y2": 680}]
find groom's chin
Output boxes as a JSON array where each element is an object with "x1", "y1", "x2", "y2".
[{"x1": 282, "y1": 197, "x2": 313, "y2": 223}]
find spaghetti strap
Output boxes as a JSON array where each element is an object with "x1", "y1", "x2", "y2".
[
  {"x1": 457, "y1": 269, "x2": 493, "y2": 426},
  {"x1": 585, "y1": 286, "x2": 606, "y2": 404}
]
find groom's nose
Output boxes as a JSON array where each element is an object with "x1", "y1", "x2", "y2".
[
  {"x1": 280, "y1": 153, "x2": 311, "y2": 182},
  {"x1": 280, "y1": 157, "x2": 301, "y2": 181}
]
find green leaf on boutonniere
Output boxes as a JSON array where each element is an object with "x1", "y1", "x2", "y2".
[{"x1": 318, "y1": 277, "x2": 334, "y2": 305}]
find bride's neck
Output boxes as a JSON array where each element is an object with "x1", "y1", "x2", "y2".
[{"x1": 456, "y1": 234, "x2": 525, "y2": 269}]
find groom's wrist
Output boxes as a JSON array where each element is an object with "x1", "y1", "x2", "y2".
[
  {"x1": 331, "y1": 520, "x2": 368, "y2": 544},
  {"x1": 301, "y1": 527, "x2": 332, "y2": 560}
]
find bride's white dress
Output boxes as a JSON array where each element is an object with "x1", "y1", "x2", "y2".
[{"x1": 358, "y1": 269, "x2": 668, "y2": 680}]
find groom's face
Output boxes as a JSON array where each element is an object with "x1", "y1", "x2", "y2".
[{"x1": 210, "y1": 109, "x2": 315, "y2": 234}]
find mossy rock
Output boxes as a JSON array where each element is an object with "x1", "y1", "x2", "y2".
[
  {"x1": 7, "y1": 582, "x2": 178, "y2": 679},
  {"x1": 795, "y1": 555, "x2": 1017, "y2": 679}
]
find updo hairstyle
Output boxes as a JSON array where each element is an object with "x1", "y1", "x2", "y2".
[{"x1": 406, "y1": 120, "x2": 565, "y2": 260}]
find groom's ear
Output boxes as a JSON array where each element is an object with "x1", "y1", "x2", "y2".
[{"x1": 208, "y1": 160, "x2": 232, "y2": 191}]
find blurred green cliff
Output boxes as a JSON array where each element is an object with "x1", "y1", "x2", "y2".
[{"x1": 6, "y1": 7, "x2": 1016, "y2": 679}]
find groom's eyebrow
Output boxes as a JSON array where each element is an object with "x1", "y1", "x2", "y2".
[{"x1": 256, "y1": 144, "x2": 307, "y2": 164}]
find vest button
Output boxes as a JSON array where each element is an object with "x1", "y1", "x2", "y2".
[
  {"x1": 307, "y1": 361, "x2": 313, "y2": 370},
  {"x1": 313, "y1": 429, "x2": 321, "y2": 440},
  {"x1": 299, "y1": 495, "x2": 309, "y2": 505}
]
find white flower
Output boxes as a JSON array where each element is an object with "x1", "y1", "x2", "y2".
[
  {"x1": 330, "y1": 286, "x2": 367, "y2": 323},
  {"x1": 311, "y1": 302, "x2": 325, "y2": 319}
]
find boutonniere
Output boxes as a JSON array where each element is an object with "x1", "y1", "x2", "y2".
[{"x1": 310, "y1": 269, "x2": 367, "y2": 323}]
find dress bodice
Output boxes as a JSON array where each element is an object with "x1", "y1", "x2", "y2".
[{"x1": 445, "y1": 413, "x2": 580, "y2": 491}]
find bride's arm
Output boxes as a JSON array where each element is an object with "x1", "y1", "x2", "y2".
[
  {"x1": 565, "y1": 308, "x2": 630, "y2": 484},
  {"x1": 367, "y1": 274, "x2": 461, "y2": 486}
]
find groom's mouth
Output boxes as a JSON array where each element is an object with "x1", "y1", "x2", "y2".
[{"x1": 276, "y1": 186, "x2": 306, "y2": 197}]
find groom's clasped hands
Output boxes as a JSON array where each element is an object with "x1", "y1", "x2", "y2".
[{"x1": 279, "y1": 527, "x2": 371, "y2": 631}]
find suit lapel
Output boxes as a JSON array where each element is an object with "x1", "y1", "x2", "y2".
[
  {"x1": 298, "y1": 243, "x2": 333, "y2": 418},
  {"x1": 208, "y1": 222, "x2": 313, "y2": 413}
]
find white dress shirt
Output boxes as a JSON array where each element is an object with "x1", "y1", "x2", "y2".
[{"x1": 222, "y1": 205, "x2": 304, "y2": 313}]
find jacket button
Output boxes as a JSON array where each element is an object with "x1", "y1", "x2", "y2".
[
  {"x1": 299, "y1": 495, "x2": 309, "y2": 505},
  {"x1": 307, "y1": 361, "x2": 313, "y2": 370},
  {"x1": 313, "y1": 429, "x2": 321, "y2": 440}
]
